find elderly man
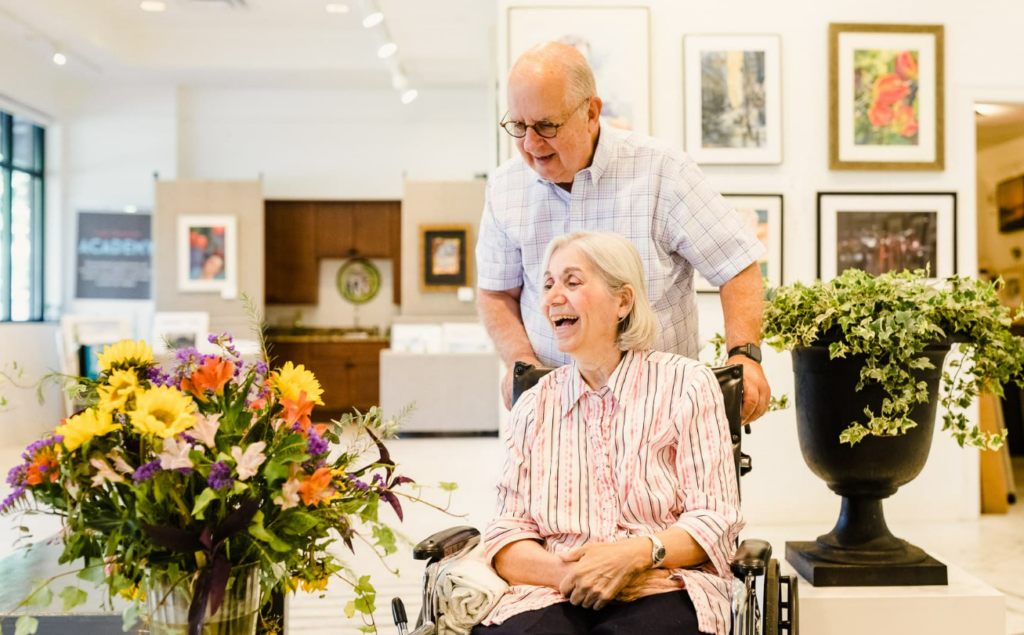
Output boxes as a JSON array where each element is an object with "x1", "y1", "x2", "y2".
[{"x1": 476, "y1": 41, "x2": 771, "y2": 424}]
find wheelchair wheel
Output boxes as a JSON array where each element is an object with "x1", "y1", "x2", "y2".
[{"x1": 764, "y1": 559, "x2": 799, "y2": 635}]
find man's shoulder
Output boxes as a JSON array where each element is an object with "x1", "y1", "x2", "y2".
[{"x1": 607, "y1": 128, "x2": 696, "y2": 173}]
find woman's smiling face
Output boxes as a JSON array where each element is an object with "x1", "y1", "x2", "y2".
[{"x1": 541, "y1": 244, "x2": 629, "y2": 356}]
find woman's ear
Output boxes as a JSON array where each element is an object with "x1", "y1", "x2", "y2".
[{"x1": 618, "y1": 285, "x2": 635, "y2": 320}]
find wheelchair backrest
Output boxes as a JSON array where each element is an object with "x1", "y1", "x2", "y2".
[{"x1": 512, "y1": 361, "x2": 746, "y2": 489}]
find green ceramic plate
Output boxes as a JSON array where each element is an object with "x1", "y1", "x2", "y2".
[{"x1": 336, "y1": 258, "x2": 381, "y2": 305}]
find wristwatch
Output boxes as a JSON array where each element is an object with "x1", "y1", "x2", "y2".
[
  {"x1": 728, "y1": 343, "x2": 762, "y2": 364},
  {"x1": 645, "y1": 535, "x2": 667, "y2": 568}
]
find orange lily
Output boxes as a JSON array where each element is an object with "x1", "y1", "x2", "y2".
[
  {"x1": 280, "y1": 391, "x2": 315, "y2": 432},
  {"x1": 181, "y1": 357, "x2": 236, "y2": 402},
  {"x1": 298, "y1": 467, "x2": 336, "y2": 507},
  {"x1": 26, "y1": 447, "x2": 60, "y2": 485}
]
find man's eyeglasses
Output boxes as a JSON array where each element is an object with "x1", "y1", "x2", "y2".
[{"x1": 500, "y1": 98, "x2": 590, "y2": 139}]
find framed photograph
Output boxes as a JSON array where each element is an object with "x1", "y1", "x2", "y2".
[
  {"x1": 997, "y1": 175, "x2": 1024, "y2": 233},
  {"x1": 695, "y1": 194, "x2": 784, "y2": 293},
  {"x1": 504, "y1": 6, "x2": 650, "y2": 160},
  {"x1": 997, "y1": 268, "x2": 1023, "y2": 311},
  {"x1": 420, "y1": 224, "x2": 472, "y2": 292},
  {"x1": 684, "y1": 35, "x2": 782, "y2": 164},
  {"x1": 152, "y1": 312, "x2": 210, "y2": 355},
  {"x1": 817, "y1": 192, "x2": 957, "y2": 280},
  {"x1": 177, "y1": 215, "x2": 238, "y2": 294},
  {"x1": 829, "y1": 23, "x2": 944, "y2": 170}
]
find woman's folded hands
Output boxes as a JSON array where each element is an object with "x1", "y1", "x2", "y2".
[{"x1": 557, "y1": 539, "x2": 671, "y2": 610}]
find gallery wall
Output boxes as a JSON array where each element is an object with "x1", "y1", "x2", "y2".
[
  {"x1": 497, "y1": 0, "x2": 1024, "y2": 524},
  {"x1": 977, "y1": 133, "x2": 1024, "y2": 278}
]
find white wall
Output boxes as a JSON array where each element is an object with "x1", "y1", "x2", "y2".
[
  {"x1": 977, "y1": 133, "x2": 1024, "y2": 276},
  {"x1": 498, "y1": 0, "x2": 1024, "y2": 523},
  {"x1": 178, "y1": 87, "x2": 491, "y2": 200}
]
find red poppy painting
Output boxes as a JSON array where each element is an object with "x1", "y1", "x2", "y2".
[{"x1": 854, "y1": 49, "x2": 920, "y2": 146}]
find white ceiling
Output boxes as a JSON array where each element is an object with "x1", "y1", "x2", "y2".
[
  {"x1": 976, "y1": 103, "x2": 1024, "y2": 152},
  {"x1": 0, "y1": 0, "x2": 496, "y2": 88}
]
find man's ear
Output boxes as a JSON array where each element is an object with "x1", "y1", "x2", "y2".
[{"x1": 587, "y1": 97, "x2": 603, "y2": 130}]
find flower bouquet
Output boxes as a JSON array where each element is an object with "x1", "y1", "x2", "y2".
[{"x1": 1, "y1": 333, "x2": 423, "y2": 635}]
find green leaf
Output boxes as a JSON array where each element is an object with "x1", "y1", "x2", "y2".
[
  {"x1": 59, "y1": 586, "x2": 88, "y2": 612},
  {"x1": 15, "y1": 615, "x2": 38, "y2": 635},
  {"x1": 358, "y1": 627, "x2": 376, "y2": 633},
  {"x1": 192, "y1": 487, "x2": 219, "y2": 520},
  {"x1": 356, "y1": 575, "x2": 374, "y2": 594},
  {"x1": 343, "y1": 601, "x2": 356, "y2": 618},
  {"x1": 263, "y1": 460, "x2": 289, "y2": 484},
  {"x1": 438, "y1": 481, "x2": 458, "y2": 492},
  {"x1": 77, "y1": 561, "x2": 107, "y2": 585},
  {"x1": 353, "y1": 596, "x2": 375, "y2": 614},
  {"x1": 122, "y1": 603, "x2": 143, "y2": 632},
  {"x1": 278, "y1": 511, "x2": 321, "y2": 536},
  {"x1": 248, "y1": 511, "x2": 292, "y2": 552},
  {"x1": 26, "y1": 580, "x2": 53, "y2": 608}
]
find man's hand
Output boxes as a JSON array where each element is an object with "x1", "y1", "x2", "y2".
[
  {"x1": 557, "y1": 539, "x2": 650, "y2": 610},
  {"x1": 730, "y1": 355, "x2": 770, "y2": 424},
  {"x1": 614, "y1": 569, "x2": 682, "y2": 603},
  {"x1": 502, "y1": 358, "x2": 542, "y2": 411}
]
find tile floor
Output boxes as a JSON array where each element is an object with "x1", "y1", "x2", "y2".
[{"x1": 1, "y1": 439, "x2": 1021, "y2": 634}]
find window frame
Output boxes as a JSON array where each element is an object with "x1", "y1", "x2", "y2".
[{"x1": 0, "y1": 111, "x2": 46, "y2": 322}]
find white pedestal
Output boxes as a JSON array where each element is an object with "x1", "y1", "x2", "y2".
[{"x1": 781, "y1": 556, "x2": 1004, "y2": 635}]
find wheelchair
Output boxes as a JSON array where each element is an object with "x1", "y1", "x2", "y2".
[{"x1": 391, "y1": 362, "x2": 798, "y2": 635}]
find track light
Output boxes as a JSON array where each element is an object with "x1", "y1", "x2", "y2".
[
  {"x1": 362, "y1": 11, "x2": 383, "y2": 28},
  {"x1": 401, "y1": 89, "x2": 418, "y2": 105},
  {"x1": 52, "y1": 52, "x2": 67, "y2": 65},
  {"x1": 377, "y1": 42, "x2": 397, "y2": 59}
]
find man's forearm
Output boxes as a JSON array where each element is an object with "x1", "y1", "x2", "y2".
[
  {"x1": 478, "y1": 288, "x2": 542, "y2": 367},
  {"x1": 719, "y1": 263, "x2": 764, "y2": 350}
]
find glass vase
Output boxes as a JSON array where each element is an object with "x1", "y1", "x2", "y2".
[{"x1": 146, "y1": 564, "x2": 262, "y2": 635}]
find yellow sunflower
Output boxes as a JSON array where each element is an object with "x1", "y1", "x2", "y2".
[
  {"x1": 271, "y1": 362, "x2": 325, "y2": 406},
  {"x1": 56, "y1": 408, "x2": 122, "y2": 452},
  {"x1": 96, "y1": 339, "x2": 154, "y2": 374},
  {"x1": 97, "y1": 369, "x2": 141, "y2": 414},
  {"x1": 129, "y1": 386, "x2": 198, "y2": 439}
]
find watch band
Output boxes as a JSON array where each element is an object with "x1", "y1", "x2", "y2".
[
  {"x1": 646, "y1": 534, "x2": 667, "y2": 568},
  {"x1": 728, "y1": 343, "x2": 762, "y2": 364}
]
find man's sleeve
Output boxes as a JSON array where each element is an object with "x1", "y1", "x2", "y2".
[
  {"x1": 661, "y1": 160, "x2": 765, "y2": 288},
  {"x1": 476, "y1": 180, "x2": 524, "y2": 291}
]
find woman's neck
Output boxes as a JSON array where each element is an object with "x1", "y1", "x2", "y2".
[{"x1": 575, "y1": 345, "x2": 625, "y2": 390}]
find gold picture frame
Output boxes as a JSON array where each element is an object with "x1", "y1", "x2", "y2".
[
  {"x1": 419, "y1": 224, "x2": 472, "y2": 293},
  {"x1": 829, "y1": 23, "x2": 944, "y2": 171}
]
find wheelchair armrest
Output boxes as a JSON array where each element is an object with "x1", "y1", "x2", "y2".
[
  {"x1": 730, "y1": 539, "x2": 773, "y2": 578},
  {"x1": 413, "y1": 526, "x2": 480, "y2": 563}
]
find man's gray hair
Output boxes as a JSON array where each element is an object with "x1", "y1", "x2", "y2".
[
  {"x1": 513, "y1": 42, "x2": 598, "y2": 109},
  {"x1": 540, "y1": 231, "x2": 658, "y2": 352}
]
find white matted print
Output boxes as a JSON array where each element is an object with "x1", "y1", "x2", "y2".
[
  {"x1": 177, "y1": 215, "x2": 238, "y2": 295},
  {"x1": 684, "y1": 35, "x2": 782, "y2": 164},
  {"x1": 695, "y1": 194, "x2": 784, "y2": 292},
  {"x1": 152, "y1": 312, "x2": 210, "y2": 354},
  {"x1": 831, "y1": 24, "x2": 943, "y2": 170},
  {"x1": 504, "y1": 6, "x2": 650, "y2": 160},
  {"x1": 817, "y1": 193, "x2": 956, "y2": 280}
]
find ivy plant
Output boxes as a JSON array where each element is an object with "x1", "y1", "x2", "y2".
[{"x1": 761, "y1": 268, "x2": 1024, "y2": 448}]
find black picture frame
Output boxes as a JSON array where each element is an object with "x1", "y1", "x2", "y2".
[
  {"x1": 420, "y1": 224, "x2": 471, "y2": 292},
  {"x1": 997, "y1": 175, "x2": 1024, "y2": 234}
]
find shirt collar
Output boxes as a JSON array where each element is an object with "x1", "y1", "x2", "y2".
[
  {"x1": 532, "y1": 123, "x2": 615, "y2": 188},
  {"x1": 560, "y1": 349, "x2": 639, "y2": 418}
]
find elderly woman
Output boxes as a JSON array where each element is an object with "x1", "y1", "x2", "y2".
[{"x1": 475, "y1": 232, "x2": 743, "y2": 635}]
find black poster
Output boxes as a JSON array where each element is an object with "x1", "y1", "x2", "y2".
[{"x1": 75, "y1": 212, "x2": 153, "y2": 300}]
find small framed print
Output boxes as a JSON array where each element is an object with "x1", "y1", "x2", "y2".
[
  {"x1": 684, "y1": 34, "x2": 782, "y2": 164},
  {"x1": 997, "y1": 175, "x2": 1024, "y2": 233},
  {"x1": 420, "y1": 224, "x2": 472, "y2": 292},
  {"x1": 695, "y1": 194, "x2": 784, "y2": 293},
  {"x1": 829, "y1": 23, "x2": 944, "y2": 170},
  {"x1": 997, "y1": 268, "x2": 1023, "y2": 311},
  {"x1": 817, "y1": 192, "x2": 957, "y2": 280},
  {"x1": 177, "y1": 215, "x2": 238, "y2": 294}
]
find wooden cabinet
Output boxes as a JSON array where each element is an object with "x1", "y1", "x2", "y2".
[
  {"x1": 272, "y1": 340, "x2": 389, "y2": 420},
  {"x1": 265, "y1": 202, "x2": 318, "y2": 304},
  {"x1": 266, "y1": 200, "x2": 402, "y2": 306}
]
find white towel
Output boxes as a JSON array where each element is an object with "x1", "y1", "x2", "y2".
[{"x1": 434, "y1": 543, "x2": 508, "y2": 635}]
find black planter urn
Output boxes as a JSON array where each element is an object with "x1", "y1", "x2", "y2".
[{"x1": 785, "y1": 342, "x2": 951, "y2": 587}]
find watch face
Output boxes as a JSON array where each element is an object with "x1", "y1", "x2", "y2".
[{"x1": 655, "y1": 546, "x2": 667, "y2": 561}]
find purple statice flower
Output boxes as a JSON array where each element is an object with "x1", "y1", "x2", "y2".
[
  {"x1": 147, "y1": 366, "x2": 175, "y2": 388},
  {"x1": 0, "y1": 487, "x2": 27, "y2": 514},
  {"x1": 209, "y1": 333, "x2": 240, "y2": 359},
  {"x1": 6, "y1": 464, "x2": 27, "y2": 488},
  {"x1": 178, "y1": 432, "x2": 199, "y2": 447},
  {"x1": 254, "y1": 361, "x2": 268, "y2": 376},
  {"x1": 177, "y1": 467, "x2": 194, "y2": 475},
  {"x1": 21, "y1": 436, "x2": 63, "y2": 463},
  {"x1": 208, "y1": 461, "x2": 234, "y2": 490},
  {"x1": 132, "y1": 460, "x2": 161, "y2": 483},
  {"x1": 291, "y1": 421, "x2": 305, "y2": 434},
  {"x1": 372, "y1": 473, "x2": 384, "y2": 487},
  {"x1": 349, "y1": 478, "x2": 369, "y2": 492},
  {"x1": 306, "y1": 429, "x2": 328, "y2": 457},
  {"x1": 171, "y1": 347, "x2": 215, "y2": 381}
]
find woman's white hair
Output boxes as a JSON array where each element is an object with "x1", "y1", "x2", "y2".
[{"x1": 540, "y1": 231, "x2": 658, "y2": 351}]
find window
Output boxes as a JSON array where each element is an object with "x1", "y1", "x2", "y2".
[{"x1": 0, "y1": 111, "x2": 45, "y2": 321}]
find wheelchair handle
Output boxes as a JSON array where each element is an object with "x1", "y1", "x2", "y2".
[{"x1": 392, "y1": 597, "x2": 409, "y2": 635}]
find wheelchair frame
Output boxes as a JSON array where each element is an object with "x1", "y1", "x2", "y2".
[{"x1": 392, "y1": 362, "x2": 798, "y2": 635}]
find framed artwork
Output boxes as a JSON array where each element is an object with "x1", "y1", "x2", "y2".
[
  {"x1": 684, "y1": 35, "x2": 782, "y2": 164},
  {"x1": 695, "y1": 194, "x2": 784, "y2": 293},
  {"x1": 829, "y1": 23, "x2": 944, "y2": 170},
  {"x1": 152, "y1": 312, "x2": 210, "y2": 355},
  {"x1": 504, "y1": 6, "x2": 650, "y2": 160},
  {"x1": 420, "y1": 224, "x2": 472, "y2": 292},
  {"x1": 997, "y1": 268, "x2": 1023, "y2": 310},
  {"x1": 817, "y1": 192, "x2": 957, "y2": 280},
  {"x1": 997, "y1": 175, "x2": 1024, "y2": 233},
  {"x1": 177, "y1": 215, "x2": 238, "y2": 294},
  {"x1": 337, "y1": 258, "x2": 381, "y2": 305}
]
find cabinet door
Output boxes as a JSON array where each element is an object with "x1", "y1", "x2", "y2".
[
  {"x1": 350, "y1": 203, "x2": 393, "y2": 258},
  {"x1": 345, "y1": 342, "x2": 388, "y2": 412},
  {"x1": 265, "y1": 203, "x2": 318, "y2": 304},
  {"x1": 315, "y1": 203, "x2": 354, "y2": 258}
]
